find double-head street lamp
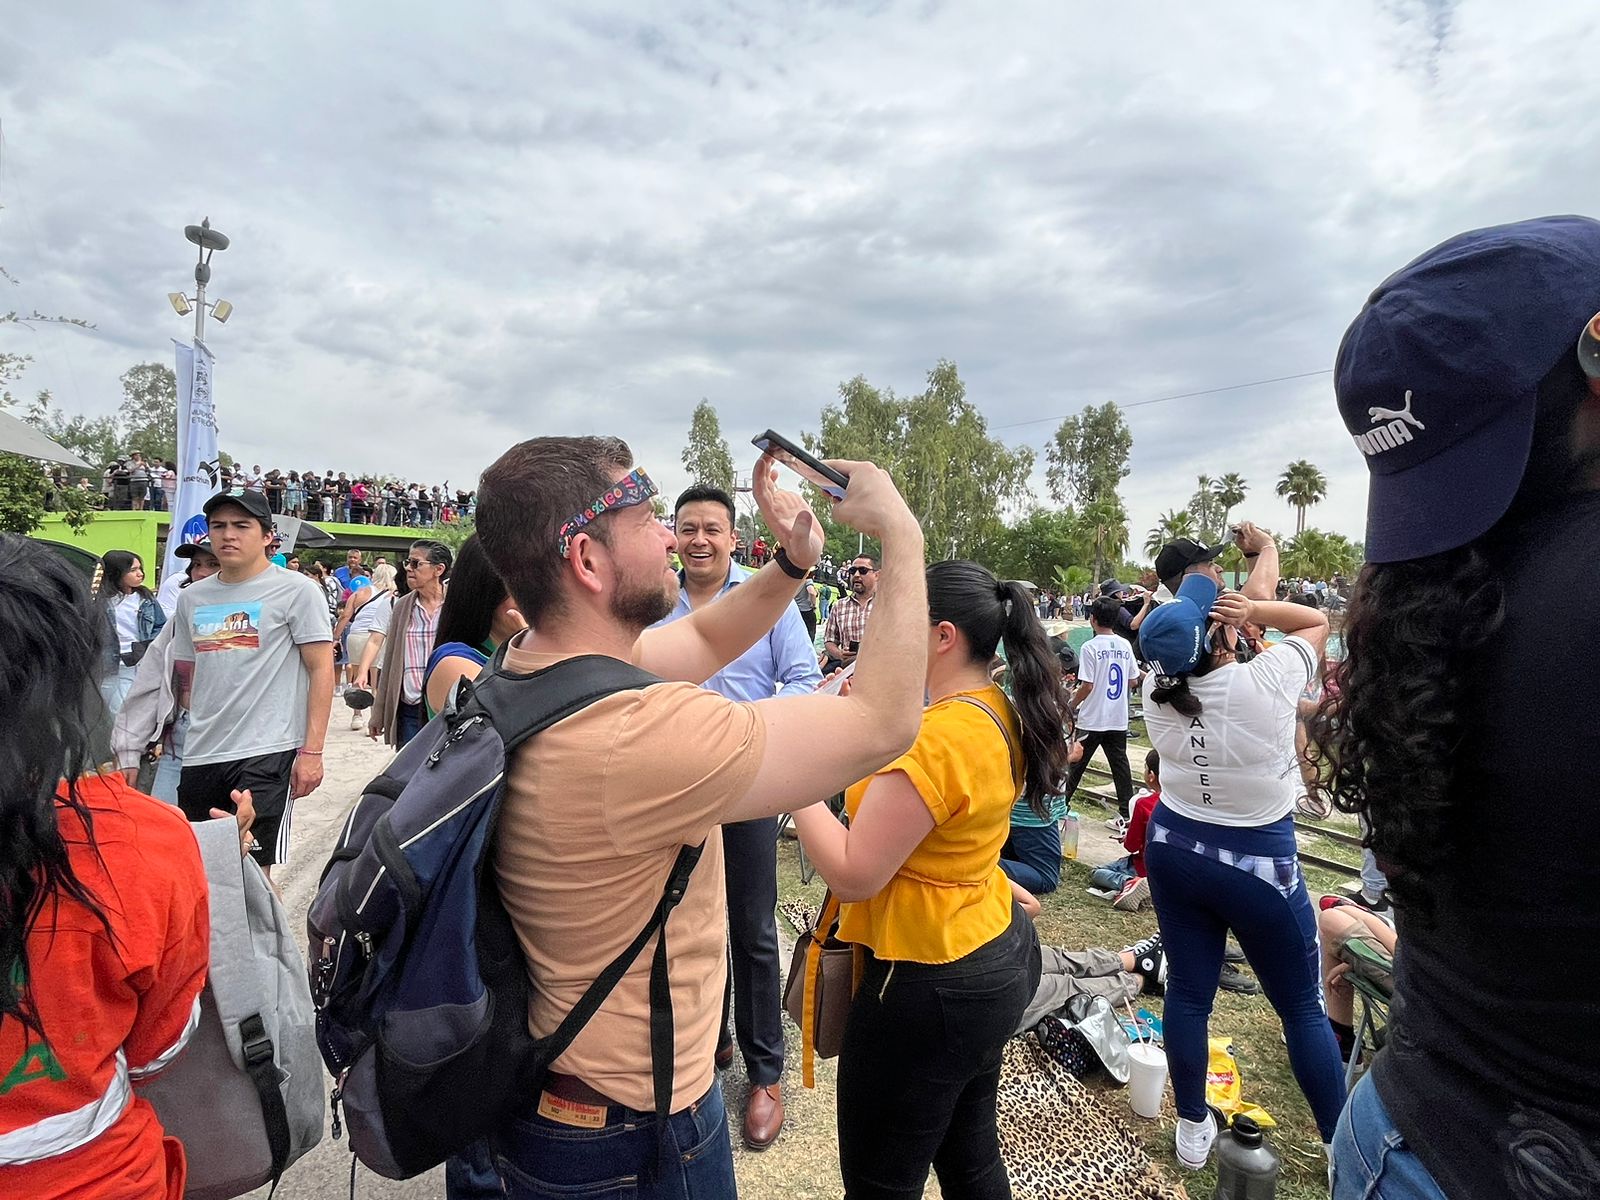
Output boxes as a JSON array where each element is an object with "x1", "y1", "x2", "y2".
[{"x1": 167, "y1": 217, "x2": 232, "y2": 342}]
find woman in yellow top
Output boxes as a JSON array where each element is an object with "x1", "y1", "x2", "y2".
[{"x1": 794, "y1": 559, "x2": 1073, "y2": 1199}]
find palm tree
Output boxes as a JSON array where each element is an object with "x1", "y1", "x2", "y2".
[
  {"x1": 1276, "y1": 460, "x2": 1328, "y2": 534},
  {"x1": 1079, "y1": 496, "x2": 1129, "y2": 588},
  {"x1": 1144, "y1": 508, "x2": 1196, "y2": 559},
  {"x1": 1189, "y1": 474, "x2": 1220, "y2": 541},
  {"x1": 1214, "y1": 473, "x2": 1248, "y2": 533}
]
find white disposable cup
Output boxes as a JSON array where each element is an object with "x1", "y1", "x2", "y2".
[{"x1": 1127, "y1": 1040, "x2": 1168, "y2": 1119}]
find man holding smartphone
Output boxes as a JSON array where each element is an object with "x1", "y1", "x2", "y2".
[
  {"x1": 473, "y1": 439, "x2": 927, "y2": 1198},
  {"x1": 822, "y1": 554, "x2": 878, "y2": 670}
]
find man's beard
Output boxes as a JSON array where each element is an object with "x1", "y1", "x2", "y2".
[{"x1": 611, "y1": 570, "x2": 676, "y2": 630}]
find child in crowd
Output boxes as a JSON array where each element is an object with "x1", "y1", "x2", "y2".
[{"x1": 1087, "y1": 748, "x2": 1160, "y2": 910}]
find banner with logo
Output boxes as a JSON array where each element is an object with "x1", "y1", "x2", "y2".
[{"x1": 162, "y1": 338, "x2": 219, "y2": 584}]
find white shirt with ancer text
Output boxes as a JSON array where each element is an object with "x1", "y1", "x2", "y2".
[
  {"x1": 1144, "y1": 634, "x2": 1319, "y2": 828},
  {"x1": 1076, "y1": 633, "x2": 1139, "y2": 732}
]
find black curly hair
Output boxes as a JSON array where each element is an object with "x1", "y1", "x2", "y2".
[{"x1": 1307, "y1": 355, "x2": 1591, "y2": 913}]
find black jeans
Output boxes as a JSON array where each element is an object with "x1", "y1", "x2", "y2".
[
  {"x1": 719, "y1": 816, "x2": 785, "y2": 1085},
  {"x1": 1063, "y1": 728, "x2": 1134, "y2": 817},
  {"x1": 837, "y1": 905, "x2": 1040, "y2": 1200}
]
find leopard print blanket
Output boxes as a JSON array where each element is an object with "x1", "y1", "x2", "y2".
[
  {"x1": 997, "y1": 1036, "x2": 1183, "y2": 1200},
  {"x1": 780, "y1": 902, "x2": 1181, "y2": 1199}
]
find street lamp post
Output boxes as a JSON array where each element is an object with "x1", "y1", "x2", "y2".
[{"x1": 167, "y1": 217, "x2": 233, "y2": 344}]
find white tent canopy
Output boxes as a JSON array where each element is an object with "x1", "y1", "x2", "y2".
[{"x1": 0, "y1": 409, "x2": 91, "y2": 468}]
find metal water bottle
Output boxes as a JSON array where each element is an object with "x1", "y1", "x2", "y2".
[{"x1": 1213, "y1": 1114, "x2": 1280, "y2": 1200}]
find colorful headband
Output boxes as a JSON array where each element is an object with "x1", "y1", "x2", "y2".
[{"x1": 557, "y1": 468, "x2": 659, "y2": 558}]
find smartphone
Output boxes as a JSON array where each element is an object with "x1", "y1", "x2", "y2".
[
  {"x1": 751, "y1": 430, "x2": 850, "y2": 501},
  {"x1": 817, "y1": 660, "x2": 857, "y2": 695}
]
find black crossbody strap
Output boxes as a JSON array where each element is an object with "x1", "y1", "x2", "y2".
[
  {"x1": 238, "y1": 1013, "x2": 291, "y2": 1195},
  {"x1": 537, "y1": 842, "x2": 704, "y2": 1064}
]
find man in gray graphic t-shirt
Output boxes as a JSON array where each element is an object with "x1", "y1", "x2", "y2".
[{"x1": 174, "y1": 489, "x2": 333, "y2": 877}]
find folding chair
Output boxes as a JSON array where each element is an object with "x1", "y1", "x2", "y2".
[{"x1": 1341, "y1": 934, "x2": 1394, "y2": 1093}]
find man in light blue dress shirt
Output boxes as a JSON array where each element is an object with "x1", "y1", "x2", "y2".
[{"x1": 654, "y1": 483, "x2": 822, "y2": 1151}]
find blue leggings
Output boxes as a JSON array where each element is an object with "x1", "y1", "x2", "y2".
[{"x1": 1145, "y1": 816, "x2": 1347, "y2": 1142}]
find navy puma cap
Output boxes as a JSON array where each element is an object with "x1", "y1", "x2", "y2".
[{"x1": 1335, "y1": 215, "x2": 1600, "y2": 564}]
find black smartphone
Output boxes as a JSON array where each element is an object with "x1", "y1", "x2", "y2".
[{"x1": 751, "y1": 430, "x2": 850, "y2": 500}]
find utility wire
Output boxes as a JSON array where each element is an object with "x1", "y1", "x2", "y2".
[{"x1": 995, "y1": 368, "x2": 1332, "y2": 431}]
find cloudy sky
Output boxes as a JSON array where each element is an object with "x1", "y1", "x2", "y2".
[{"x1": 3, "y1": 0, "x2": 1597, "y2": 551}]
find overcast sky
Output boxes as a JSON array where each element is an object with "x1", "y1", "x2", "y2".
[{"x1": 3, "y1": 1, "x2": 1597, "y2": 552}]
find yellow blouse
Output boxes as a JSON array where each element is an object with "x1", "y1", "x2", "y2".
[{"x1": 837, "y1": 683, "x2": 1022, "y2": 964}]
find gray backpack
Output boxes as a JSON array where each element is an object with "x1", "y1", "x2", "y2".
[{"x1": 140, "y1": 817, "x2": 324, "y2": 1199}]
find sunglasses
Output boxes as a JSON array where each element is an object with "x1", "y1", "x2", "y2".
[
  {"x1": 845, "y1": 565, "x2": 875, "y2": 576},
  {"x1": 558, "y1": 468, "x2": 660, "y2": 558},
  {"x1": 404, "y1": 557, "x2": 441, "y2": 570},
  {"x1": 1581, "y1": 312, "x2": 1600, "y2": 379}
]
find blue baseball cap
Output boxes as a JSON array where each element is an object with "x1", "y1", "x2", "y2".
[
  {"x1": 1138, "y1": 573, "x2": 1221, "y2": 678},
  {"x1": 1335, "y1": 214, "x2": 1600, "y2": 563}
]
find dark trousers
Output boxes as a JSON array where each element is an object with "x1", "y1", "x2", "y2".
[
  {"x1": 719, "y1": 816, "x2": 784, "y2": 1085},
  {"x1": 999, "y1": 821, "x2": 1062, "y2": 895},
  {"x1": 837, "y1": 906, "x2": 1040, "y2": 1200},
  {"x1": 395, "y1": 701, "x2": 426, "y2": 749},
  {"x1": 799, "y1": 609, "x2": 817, "y2": 642},
  {"x1": 1063, "y1": 728, "x2": 1134, "y2": 817}
]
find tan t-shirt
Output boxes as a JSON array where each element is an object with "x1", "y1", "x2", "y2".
[{"x1": 495, "y1": 640, "x2": 767, "y2": 1112}]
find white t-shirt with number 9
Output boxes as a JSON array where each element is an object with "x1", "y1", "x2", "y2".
[{"x1": 1076, "y1": 632, "x2": 1140, "y2": 732}]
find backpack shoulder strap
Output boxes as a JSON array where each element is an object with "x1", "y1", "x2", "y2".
[{"x1": 464, "y1": 652, "x2": 661, "y2": 751}]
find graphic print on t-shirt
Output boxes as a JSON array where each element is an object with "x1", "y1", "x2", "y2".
[{"x1": 193, "y1": 601, "x2": 263, "y2": 652}]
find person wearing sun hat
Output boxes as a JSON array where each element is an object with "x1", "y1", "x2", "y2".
[
  {"x1": 1136, "y1": 570, "x2": 1341, "y2": 1175},
  {"x1": 1312, "y1": 215, "x2": 1600, "y2": 1200}
]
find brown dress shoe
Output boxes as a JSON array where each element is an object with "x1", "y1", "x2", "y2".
[{"x1": 742, "y1": 1082, "x2": 783, "y2": 1150}]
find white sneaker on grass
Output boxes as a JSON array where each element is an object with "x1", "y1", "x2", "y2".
[{"x1": 1176, "y1": 1111, "x2": 1220, "y2": 1170}]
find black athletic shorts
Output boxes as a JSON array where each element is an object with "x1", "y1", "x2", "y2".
[{"x1": 179, "y1": 749, "x2": 298, "y2": 868}]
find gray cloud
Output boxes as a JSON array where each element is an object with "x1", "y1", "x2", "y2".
[{"x1": 3, "y1": 0, "x2": 1598, "y2": 551}]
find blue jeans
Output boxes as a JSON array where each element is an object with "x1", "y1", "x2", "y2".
[
  {"x1": 492, "y1": 1080, "x2": 734, "y2": 1200},
  {"x1": 396, "y1": 701, "x2": 426, "y2": 749},
  {"x1": 1145, "y1": 806, "x2": 1347, "y2": 1142},
  {"x1": 151, "y1": 709, "x2": 189, "y2": 804},
  {"x1": 1333, "y1": 1075, "x2": 1448, "y2": 1199},
  {"x1": 1086, "y1": 855, "x2": 1136, "y2": 893},
  {"x1": 1000, "y1": 821, "x2": 1062, "y2": 895}
]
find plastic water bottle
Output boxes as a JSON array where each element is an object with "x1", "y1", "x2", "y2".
[
  {"x1": 1060, "y1": 812, "x2": 1080, "y2": 860},
  {"x1": 1213, "y1": 1114, "x2": 1279, "y2": 1200}
]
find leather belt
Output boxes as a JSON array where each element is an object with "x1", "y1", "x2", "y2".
[{"x1": 543, "y1": 1072, "x2": 622, "y2": 1109}]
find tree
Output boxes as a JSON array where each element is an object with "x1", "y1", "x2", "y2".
[
  {"x1": 22, "y1": 391, "x2": 120, "y2": 470},
  {"x1": 0, "y1": 358, "x2": 99, "y2": 534},
  {"x1": 1186, "y1": 474, "x2": 1226, "y2": 543},
  {"x1": 680, "y1": 399, "x2": 735, "y2": 495},
  {"x1": 1144, "y1": 509, "x2": 1196, "y2": 559},
  {"x1": 118, "y1": 362, "x2": 179, "y2": 463},
  {"x1": 1281, "y1": 528, "x2": 1361, "y2": 580},
  {"x1": 1045, "y1": 402, "x2": 1133, "y2": 511},
  {"x1": 1215, "y1": 472, "x2": 1248, "y2": 532},
  {"x1": 807, "y1": 361, "x2": 1033, "y2": 562},
  {"x1": 1276, "y1": 460, "x2": 1329, "y2": 534},
  {"x1": 988, "y1": 508, "x2": 1083, "y2": 586}
]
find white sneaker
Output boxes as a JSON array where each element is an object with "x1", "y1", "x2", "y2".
[
  {"x1": 1106, "y1": 815, "x2": 1130, "y2": 838},
  {"x1": 351, "y1": 712, "x2": 365, "y2": 731},
  {"x1": 1176, "y1": 1111, "x2": 1219, "y2": 1170}
]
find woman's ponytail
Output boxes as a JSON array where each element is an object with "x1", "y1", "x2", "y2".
[{"x1": 994, "y1": 579, "x2": 1074, "y2": 819}]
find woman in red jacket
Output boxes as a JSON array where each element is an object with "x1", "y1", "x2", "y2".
[{"x1": 0, "y1": 535, "x2": 211, "y2": 1199}]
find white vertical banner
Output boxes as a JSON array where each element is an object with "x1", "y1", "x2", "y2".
[{"x1": 162, "y1": 338, "x2": 219, "y2": 583}]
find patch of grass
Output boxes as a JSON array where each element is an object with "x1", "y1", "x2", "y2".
[{"x1": 753, "y1": 840, "x2": 1334, "y2": 1200}]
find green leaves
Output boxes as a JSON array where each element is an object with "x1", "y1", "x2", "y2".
[
  {"x1": 680, "y1": 399, "x2": 736, "y2": 496},
  {"x1": 1275, "y1": 459, "x2": 1329, "y2": 534},
  {"x1": 806, "y1": 360, "x2": 1034, "y2": 563}
]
